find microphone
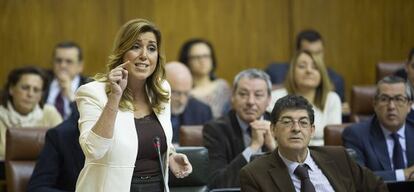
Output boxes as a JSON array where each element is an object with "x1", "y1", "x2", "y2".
[{"x1": 153, "y1": 136, "x2": 168, "y2": 191}]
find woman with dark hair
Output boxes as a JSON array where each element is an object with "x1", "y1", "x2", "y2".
[
  {"x1": 75, "y1": 19, "x2": 192, "y2": 192},
  {"x1": 0, "y1": 66, "x2": 62, "y2": 160},
  {"x1": 179, "y1": 39, "x2": 231, "y2": 118}
]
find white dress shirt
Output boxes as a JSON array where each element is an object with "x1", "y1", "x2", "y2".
[
  {"x1": 380, "y1": 125, "x2": 407, "y2": 181},
  {"x1": 279, "y1": 148, "x2": 335, "y2": 192},
  {"x1": 46, "y1": 75, "x2": 80, "y2": 119}
]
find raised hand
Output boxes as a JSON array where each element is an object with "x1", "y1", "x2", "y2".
[
  {"x1": 169, "y1": 153, "x2": 193, "y2": 178},
  {"x1": 56, "y1": 71, "x2": 75, "y2": 101},
  {"x1": 249, "y1": 120, "x2": 271, "y2": 151},
  {"x1": 108, "y1": 61, "x2": 129, "y2": 98}
]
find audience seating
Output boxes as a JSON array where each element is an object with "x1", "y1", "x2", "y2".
[
  {"x1": 324, "y1": 123, "x2": 353, "y2": 146},
  {"x1": 5, "y1": 127, "x2": 48, "y2": 192},
  {"x1": 350, "y1": 85, "x2": 376, "y2": 122},
  {"x1": 169, "y1": 146, "x2": 209, "y2": 192},
  {"x1": 179, "y1": 125, "x2": 204, "y2": 146},
  {"x1": 376, "y1": 61, "x2": 405, "y2": 82}
]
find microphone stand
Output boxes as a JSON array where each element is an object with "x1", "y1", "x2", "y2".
[{"x1": 153, "y1": 136, "x2": 168, "y2": 192}]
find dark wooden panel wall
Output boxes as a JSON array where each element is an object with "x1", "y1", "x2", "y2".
[{"x1": 1, "y1": 0, "x2": 413, "y2": 101}]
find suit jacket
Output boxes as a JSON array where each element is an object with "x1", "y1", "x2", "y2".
[
  {"x1": 240, "y1": 146, "x2": 388, "y2": 192},
  {"x1": 265, "y1": 63, "x2": 345, "y2": 102},
  {"x1": 202, "y1": 110, "x2": 270, "y2": 189},
  {"x1": 172, "y1": 97, "x2": 213, "y2": 142},
  {"x1": 27, "y1": 106, "x2": 84, "y2": 192},
  {"x1": 342, "y1": 116, "x2": 414, "y2": 181},
  {"x1": 75, "y1": 81, "x2": 174, "y2": 192}
]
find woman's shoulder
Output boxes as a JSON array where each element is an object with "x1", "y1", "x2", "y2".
[
  {"x1": 271, "y1": 88, "x2": 288, "y2": 97},
  {"x1": 76, "y1": 81, "x2": 106, "y2": 96},
  {"x1": 327, "y1": 91, "x2": 341, "y2": 102},
  {"x1": 213, "y1": 78, "x2": 230, "y2": 90}
]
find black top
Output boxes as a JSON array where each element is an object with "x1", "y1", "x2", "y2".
[{"x1": 133, "y1": 113, "x2": 167, "y2": 176}]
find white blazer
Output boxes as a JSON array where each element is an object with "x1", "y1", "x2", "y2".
[{"x1": 75, "y1": 81, "x2": 173, "y2": 192}]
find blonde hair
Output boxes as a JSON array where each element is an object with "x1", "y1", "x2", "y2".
[
  {"x1": 94, "y1": 18, "x2": 169, "y2": 113},
  {"x1": 284, "y1": 50, "x2": 332, "y2": 110}
]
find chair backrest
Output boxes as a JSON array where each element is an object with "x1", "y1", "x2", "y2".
[
  {"x1": 324, "y1": 123, "x2": 353, "y2": 146},
  {"x1": 169, "y1": 146, "x2": 209, "y2": 192},
  {"x1": 5, "y1": 127, "x2": 48, "y2": 192},
  {"x1": 350, "y1": 85, "x2": 376, "y2": 122},
  {"x1": 179, "y1": 125, "x2": 204, "y2": 146},
  {"x1": 376, "y1": 61, "x2": 405, "y2": 82}
]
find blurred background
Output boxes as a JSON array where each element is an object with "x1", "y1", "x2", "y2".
[{"x1": 0, "y1": 0, "x2": 413, "y2": 101}]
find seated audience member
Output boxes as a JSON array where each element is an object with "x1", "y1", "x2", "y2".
[
  {"x1": 179, "y1": 38, "x2": 231, "y2": 118},
  {"x1": 46, "y1": 41, "x2": 89, "y2": 119},
  {"x1": 203, "y1": 69, "x2": 276, "y2": 189},
  {"x1": 27, "y1": 106, "x2": 84, "y2": 192},
  {"x1": 165, "y1": 61, "x2": 213, "y2": 143},
  {"x1": 267, "y1": 50, "x2": 341, "y2": 146},
  {"x1": 343, "y1": 76, "x2": 414, "y2": 181},
  {"x1": 393, "y1": 48, "x2": 414, "y2": 80},
  {"x1": 240, "y1": 95, "x2": 387, "y2": 192},
  {"x1": 265, "y1": 29, "x2": 345, "y2": 102},
  {"x1": 0, "y1": 66, "x2": 62, "y2": 160}
]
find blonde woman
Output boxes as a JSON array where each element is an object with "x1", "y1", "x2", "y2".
[
  {"x1": 267, "y1": 50, "x2": 341, "y2": 146},
  {"x1": 75, "y1": 19, "x2": 192, "y2": 192}
]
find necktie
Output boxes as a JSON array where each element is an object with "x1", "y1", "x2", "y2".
[
  {"x1": 390, "y1": 133, "x2": 405, "y2": 169},
  {"x1": 294, "y1": 164, "x2": 316, "y2": 192},
  {"x1": 55, "y1": 92, "x2": 65, "y2": 117}
]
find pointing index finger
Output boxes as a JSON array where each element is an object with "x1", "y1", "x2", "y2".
[{"x1": 118, "y1": 60, "x2": 130, "y2": 69}]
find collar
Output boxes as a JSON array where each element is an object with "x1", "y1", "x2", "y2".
[
  {"x1": 380, "y1": 123, "x2": 405, "y2": 139},
  {"x1": 235, "y1": 114, "x2": 264, "y2": 132},
  {"x1": 278, "y1": 148, "x2": 315, "y2": 175}
]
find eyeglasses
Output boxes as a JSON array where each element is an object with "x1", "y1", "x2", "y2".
[
  {"x1": 277, "y1": 118, "x2": 311, "y2": 129},
  {"x1": 188, "y1": 54, "x2": 211, "y2": 61},
  {"x1": 375, "y1": 95, "x2": 409, "y2": 106}
]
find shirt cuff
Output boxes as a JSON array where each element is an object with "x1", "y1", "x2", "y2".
[
  {"x1": 242, "y1": 147, "x2": 259, "y2": 162},
  {"x1": 395, "y1": 169, "x2": 405, "y2": 181}
]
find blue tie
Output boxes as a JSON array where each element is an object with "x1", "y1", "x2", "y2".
[{"x1": 391, "y1": 133, "x2": 405, "y2": 169}]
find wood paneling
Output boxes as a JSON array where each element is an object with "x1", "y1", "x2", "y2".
[{"x1": 0, "y1": 0, "x2": 413, "y2": 102}]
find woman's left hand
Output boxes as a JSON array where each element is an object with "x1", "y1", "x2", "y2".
[{"x1": 169, "y1": 153, "x2": 192, "y2": 178}]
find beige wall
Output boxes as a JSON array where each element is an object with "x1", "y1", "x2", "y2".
[{"x1": 1, "y1": 0, "x2": 413, "y2": 101}]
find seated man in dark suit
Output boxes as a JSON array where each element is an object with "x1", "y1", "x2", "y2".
[
  {"x1": 203, "y1": 69, "x2": 276, "y2": 189},
  {"x1": 165, "y1": 61, "x2": 213, "y2": 143},
  {"x1": 240, "y1": 95, "x2": 387, "y2": 192},
  {"x1": 27, "y1": 106, "x2": 85, "y2": 192},
  {"x1": 45, "y1": 41, "x2": 90, "y2": 120},
  {"x1": 265, "y1": 29, "x2": 345, "y2": 102},
  {"x1": 343, "y1": 76, "x2": 414, "y2": 181}
]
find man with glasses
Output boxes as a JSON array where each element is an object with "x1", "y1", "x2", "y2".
[
  {"x1": 203, "y1": 69, "x2": 276, "y2": 189},
  {"x1": 165, "y1": 61, "x2": 213, "y2": 144},
  {"x1": 240, "y1": 95, "x2": 386, "y2": 192},
  {"x1": 343, "y1": 76, "x2": 414, "y2": 181},
  {"x1": 46, "y1": 41, "x2": 89, "y2": 119}
]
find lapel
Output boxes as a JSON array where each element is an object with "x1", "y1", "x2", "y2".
[
  {"x1": 369, "y1": 117, "x2": 392, "y2": 170},
  {"x1": 405, "y1": 120, "x2": 414, "y2": 166},
  {"x1": 268, "y1": 150, "x2": 296, "y2": 192},
  {"x1": 228, "y1": 111, "x2": 246, "y2": 154},
  {"x1": 310, "y1": 148, "x2": 347, "y2": 192}
]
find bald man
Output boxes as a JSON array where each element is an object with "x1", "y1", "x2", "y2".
[{"x1": 165, "y1": 61, "x2": 213, "y2": 143}]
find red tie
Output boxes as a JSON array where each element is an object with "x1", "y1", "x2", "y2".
[{"x1": 55, "y1": 92, "x2": 65, "y2": 117}]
